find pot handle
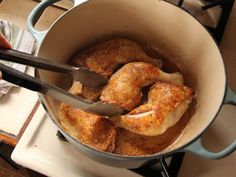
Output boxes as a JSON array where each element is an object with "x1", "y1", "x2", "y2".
[
  {"x1": 182, "y1": 86, "x2": 236, "y2": 159},
  {"x1": 27, "y1": 0, "x2": 90, "y2": 42}
]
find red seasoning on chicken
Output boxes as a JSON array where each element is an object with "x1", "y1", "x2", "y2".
[
  {"x1": 101, "y1": 62, "x2": 183, "y2": 111},
  {"x1": 112, "y1": 82, "x2": 194, "y2": 136},
  {"x1": 71, "y1": 38, "x2": 162, "y2": 77},
  {"x1": 59, "y1": 38, "x2": 194, "y2": 155}
]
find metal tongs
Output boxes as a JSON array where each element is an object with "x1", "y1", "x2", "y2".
[{"x1": 0, "y1": 48, "x2": 123, "y2": 116}]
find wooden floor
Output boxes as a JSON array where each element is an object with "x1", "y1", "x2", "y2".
[{"x1": 0, "y1": 157, "x2": 45, "y2": 177}]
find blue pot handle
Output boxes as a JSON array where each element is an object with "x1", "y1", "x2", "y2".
[
  {"x1": 182, "y1": 86, "x2": 236, "y2": 159},
  {"x1": 27, "y1": 0, "x2": 90, "y2": 42}
]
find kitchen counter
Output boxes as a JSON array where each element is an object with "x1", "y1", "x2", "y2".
[{"x1": 0, "y1": 0, "x2": 67, "y2": 146}]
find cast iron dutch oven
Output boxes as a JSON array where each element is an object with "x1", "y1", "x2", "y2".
[{"x1": 27, "y1": 0, "x2": 236, "y2": 168}]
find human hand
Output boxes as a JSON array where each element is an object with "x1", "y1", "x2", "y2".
[
  {"x1": 0, "y1": 32, "x2": 11, "y2": 49},
  {"x1": 0, "y1": 32, "x2": 12, "y2": 79}
]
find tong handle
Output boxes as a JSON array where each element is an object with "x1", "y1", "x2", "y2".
[
  {"x1": 0, "y1": 62, "x2": 92, "y2": 105},
  {"x1": 0, "y1": 62, "x2": 43, "y2": 92},
  {"x1": 0, "y1": 48, "x2": 108, "y2": 88},
  {"x1": 0, "y1": 48, "x2": 75, "y2": 74},
  {"x1": 0, "y1": 63, "x2": 123, "y2": 116}
]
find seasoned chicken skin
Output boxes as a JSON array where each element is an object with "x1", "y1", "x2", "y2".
[
  {"x1": 112, "y1": 82, "x2": 194, "y2": 136},
  {"x1": 59, "y1": 38, "x2": 194, "y2": 155},
  {"x1": 66, "y1": 80, "x2": 102, "y2": 101},
  {"x1": 101, "y1": 62, "x2": 183, "y2": 111},
  {"x1": 59, "y1": 83, "x2": 116, "y2": 152},
  {"x1": 71, "y1": 38, "x2": 162, "y2": 77}
]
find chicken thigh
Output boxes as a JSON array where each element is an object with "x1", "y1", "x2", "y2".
[
  {"x1": 71, "y1": 38, "x2": 162, "y2": 77},
  {"x1": 101, "y1": 62, "x2": 183, "y2": 111},
  {"x1": 59, "y1": 82, "x2": 116, "y2": 152},
  {"x1": 112, "y1": 82, "x2": 194, "y2": 136}
]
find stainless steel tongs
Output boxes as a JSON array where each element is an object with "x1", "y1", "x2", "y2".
[{"x1": 0, "y1": 48, "x2": 123, "y2": 116}]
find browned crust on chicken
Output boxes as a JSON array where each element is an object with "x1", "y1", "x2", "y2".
[
  {"x1": 59, "y1": 103, "x2": 116, "y2": 152},
  {"x1": 113, "y1": 82, "x2": 194, "y2": 136},
  {"x1": 71, "y1": 38, "x2": 162, "y2": 77},
  {"x1": 59, "y1": 38, "x2": 194, "y2": 156},
  {"x1": 114, "y1": 106, "x2": 191, "y2": 156},
  {"x1": 101, "y1": 62, "x2": 183, "y2": 111},
  {"x1": 114, "y1": 84, "x2": 194, "y2": 156},
  {"x1": 101, "y1": 62, "x2": 160, "y2": 111}
]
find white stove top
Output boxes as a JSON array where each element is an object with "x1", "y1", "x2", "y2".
[{"x1": 11, "y1": 104, "x2": 142, "y2": 177}]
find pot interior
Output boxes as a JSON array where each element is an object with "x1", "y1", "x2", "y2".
[{"x1": 36, "y1": 0, "x2": 226, "y2": 156}]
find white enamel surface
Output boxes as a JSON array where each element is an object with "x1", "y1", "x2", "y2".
[{"x1": 36, "y1": 0, "x2": 226, "y2": 154}]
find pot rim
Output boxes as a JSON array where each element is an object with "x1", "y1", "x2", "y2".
[{"x1": 35, "y1": 0, "x2": 227, "y2": 160}]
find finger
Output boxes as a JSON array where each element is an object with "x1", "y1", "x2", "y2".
[{"x1": 0, "y1": 33, "x2": 12, "y2": 48}]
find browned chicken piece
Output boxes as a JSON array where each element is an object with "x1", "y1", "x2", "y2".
[
  {"x1": 111, "y1": 82, "x2": 194, "y2": 136},
  {"x1": 114, "y1": 127, "x2": 177, "y2": 156},
  {"x1": 68, "y1": 81, "x2": 83, "y2": 95},
  {"x1": 59, "y1": 83, "x2": 116, "y2": 152},
  {"x1": 114, "y1": 104, "x2": 192, "y2": 156},
  {"x1": 59, "y1": 38, "x2": 194, "y2": 154},
  {"x1": 71, "y1": 38, "x2": 162, "y2": 77},
  {"x1": 82, "y1": 86, "x2": 102, "y2": 101},
  {"x1": 68, "y1": 81, "x2": 101, "y2": 101},
  {"x1": 101, "y1": 62, "x2": 183, "y2": 111}
]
